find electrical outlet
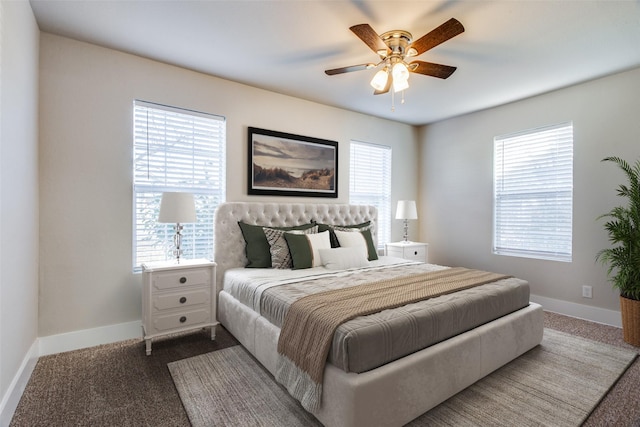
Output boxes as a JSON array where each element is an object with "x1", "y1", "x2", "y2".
[{"x1": 582, "y1": 285, "x2": 593, "y2": 299}]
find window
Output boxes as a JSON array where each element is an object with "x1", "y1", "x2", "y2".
[
  {"x1": 350, "y1": 141, "x2": 392, "y2": 249},
  {"x1": 493, "y1": 122, "x2": 573, "y2": 262},
  {"x1": 133, "y1": 100, "x2": 226, "y2": 270}
]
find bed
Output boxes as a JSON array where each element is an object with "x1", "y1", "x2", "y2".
[{"x1": 214, "y1": 202, "x2": 544, "y2": 427}]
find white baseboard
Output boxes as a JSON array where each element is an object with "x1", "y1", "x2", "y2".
[
  {"x1": 38, "y1": 320, "x2": 143, "y2": 356},
  {"x1": 530, "y1": 294, "x2": 622, "y2": 327},
  {"x1": 0, "y1": 340, "x2": 39, "y2": 427}
]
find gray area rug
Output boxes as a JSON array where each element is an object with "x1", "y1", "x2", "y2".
[
  {"x1": 169, "y1": 344, "x2": 320, "y2": 426},
  {"x1": 168, "y1": 329, "x2": 637, "y2": 427}
]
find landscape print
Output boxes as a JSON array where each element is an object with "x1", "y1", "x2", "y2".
[{"x1": 248, "y1": 127, "x2": 337, "y2": 197}]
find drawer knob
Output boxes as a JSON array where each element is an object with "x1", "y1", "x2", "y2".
[
  {"x1": 179, "y1": 297, "x2": 187, "y2": 304},
  {"x1": 179, "y1": 316, "x2": 187, "y2": 323},
  {"x1": 414, "y1": 251, "x2": 418, "y2": 255},
  {"x1": 179, "y1": 277, "x2": 187, "y2": 284}
]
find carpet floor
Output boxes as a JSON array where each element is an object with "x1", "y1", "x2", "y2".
[
  {"x1": 168, "y1": 329, "x2": 637, "y2": 427},
  {"x1": 9, "y1": 311, "x2": 640, "y2": 426}
]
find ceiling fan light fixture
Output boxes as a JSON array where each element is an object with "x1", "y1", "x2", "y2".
[
  {"x1": 327, "y1": 19, "x2": 465, "y2": 104},
  {"x1": 392, "y1": 62, "x2": 409, "y2": 82},
  {"x1": 391, "y1": 62, "x2": 409, "y2": 92},
  {"x1": 370, "y1": 69, "x2": 389, "y2": 91},
  {"x1": 393, "y1": 77, "x2": 409, "y2": 93}
]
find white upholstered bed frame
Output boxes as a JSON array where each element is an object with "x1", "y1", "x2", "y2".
[{"x1": 214, "y1": 202, "x2": 544, "y2": 427}]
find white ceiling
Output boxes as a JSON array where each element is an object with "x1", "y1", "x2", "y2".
[{"x1": 29, "y1": 0, "x2": 640, "y2": 126}]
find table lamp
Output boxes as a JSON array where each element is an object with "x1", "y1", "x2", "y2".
[
  {"x1": 395, "y1": 200, "x2": 418, "y2": 243},
  {"x1": 158, "y1": 192, "x2": 196, "y2": 263}
]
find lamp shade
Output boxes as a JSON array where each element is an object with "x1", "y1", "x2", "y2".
[
  {"x1": 158, "y1": 192, "x2": 196, "y2": 223},
  {"x1": 395, "y1": 200, "x2": 418, "y2": 220},
  {"x1": 370, "y1": 69, "x2": 389, "y2": 91},
  {"x1": 392, "y1": 62, "x2": 410, "y2": 92},
  {"x1": 392, "y1": 62, "x2": 410, "y2": 82}
]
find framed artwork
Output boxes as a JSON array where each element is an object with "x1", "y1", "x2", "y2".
[{"x1": 248, "y1": 127, "x2": 338, "y2": 198}]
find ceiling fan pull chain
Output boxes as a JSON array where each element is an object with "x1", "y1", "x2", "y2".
[
  {"x1": 391, "y1": 89, "x2": 395, "y2": 112},
  {"x1": 401, "y1": 90, "x2": 405, "y2": 105}
]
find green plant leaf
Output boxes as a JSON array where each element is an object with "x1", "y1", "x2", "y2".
[{"x1": 597, "y1": 156, "x2": 640, "y2": 301}]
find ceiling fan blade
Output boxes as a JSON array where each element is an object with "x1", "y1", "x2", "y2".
[
  {"x1": 409, "y1": 18, "x2": 464, "y2": 56},
  {"x1": 374, "y1": 74, "x2": 392, "y2": 95},
  {"x1": 325, "y1": 63, "x2": 375, "y2": 75},
  {"x1": 350, "y1": 24, "x2": 390, "y2": 55},
  {"x1": 409, "y1": 61, "x2": 457, "y2": 79}
]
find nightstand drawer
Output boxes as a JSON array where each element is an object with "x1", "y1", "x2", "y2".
[
  {"x1": 153, "y1": 288, "x2": 210, "y2": 311},
  {"x1": 153, "y1": 308, "x2": 210, "y2": 332},
  {"x1": 385, "y1": 242, "x2": 429, "y2": 263},
  {"x1": 405, "y1": 246, "x2": 426, "y2": 261},
  {"x1": 152, "y1": 268, "x2": 211, "y2": 291}
]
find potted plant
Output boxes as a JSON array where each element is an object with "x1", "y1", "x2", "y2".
[{"x1": 596, "y1": 156, "x2": 640, "y2": 346}]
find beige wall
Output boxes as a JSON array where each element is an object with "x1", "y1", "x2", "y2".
[
  {"x1": 38, "y1": 17, "x2": 638, "y2": 342},
  {"x1": 0, "y1": 0, "x2": 40, "y2": 415},
  {"x1": 38, "y1": 33, "x2": 419, "y2": 337},
  {"x1": 419, "y1": 66, "x2": 640, "y2": 313}
]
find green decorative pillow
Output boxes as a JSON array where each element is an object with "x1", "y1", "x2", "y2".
[
  {"x1": 285, "y1": 230, "x2": 331, "y2": 270},
  {"x1": 238, "y1": 222, "x2": 315, "y2": 268},
  {"x1": 360, "y1": 228, "x2": 379, "y2": 261}
]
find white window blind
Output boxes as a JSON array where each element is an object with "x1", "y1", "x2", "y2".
[
  {"x1": 350, "y1": 141, "x2": 392, "y2": 249},
  {"x1": 493, "y1": 122, "x2": 573, "y2": 262},
  {"x1": 133, "y1": 100, "x2": 226, "y2": 270}
]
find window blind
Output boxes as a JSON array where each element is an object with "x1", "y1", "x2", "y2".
[
  {"x1": 493, "y1": 122, "x2": 573, "y2": 262},
  {"x1": 350, "y1": 141, "x2": 392, "y2": 248},
  {"x1": 133, "y1": 100, "x2": 226, "y2": 270}
]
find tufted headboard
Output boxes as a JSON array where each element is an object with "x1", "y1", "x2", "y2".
[{"x1": 213, "y1": 202, "x2": 377, "y2": 294}]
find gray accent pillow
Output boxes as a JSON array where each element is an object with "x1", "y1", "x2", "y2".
[{"x1": 264, "y1": 225, "x2": 318, "y2": 269}]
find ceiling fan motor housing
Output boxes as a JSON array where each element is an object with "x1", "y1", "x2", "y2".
[{"x1": 379, "y1": 30, "x2": 416, "y2": 58}]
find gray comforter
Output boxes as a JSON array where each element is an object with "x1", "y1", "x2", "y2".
[{"x1": 223, "y1": 260, "x2": 530, "y2": 373}]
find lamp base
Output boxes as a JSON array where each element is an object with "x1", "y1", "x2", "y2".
[
  {"x1": 402, "y1": 219, "x2": 409, "y2": 242},
  {"x1": 173, "y1": 223, "x2": 184, "y2": 263}
]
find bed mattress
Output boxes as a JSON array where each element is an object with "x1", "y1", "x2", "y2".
[{"x1": 223, "y1": 258, "x2": 531, "y2": 373}]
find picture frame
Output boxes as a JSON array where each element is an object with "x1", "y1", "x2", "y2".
[{"x1": 248, "y1": 127, "x2": 338, "y2": 198}]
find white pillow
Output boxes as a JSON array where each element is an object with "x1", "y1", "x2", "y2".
[
  {"x1": 319, "y1": 247, "x2": 369, "y2": 270},
  {"x1": 306, "y1": 230, "x2": 331, "y2": 267},
  {"x1": 334, "y1": 229, "x2": 368, "y2": 259}
]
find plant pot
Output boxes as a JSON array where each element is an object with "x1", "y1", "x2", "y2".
[{"x1": 620, "y1": 295, "x2": 640, "y2": 347}]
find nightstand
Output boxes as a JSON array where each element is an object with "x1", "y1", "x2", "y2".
[
  {"x1": 385, "y1": 241, "x2": 429, "y2": 263},
  {"x1": 141, "y1": 258, "x2": 217, "y2": 355}
]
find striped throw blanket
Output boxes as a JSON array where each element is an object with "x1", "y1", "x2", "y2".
[{"x1": 275, "y1": 267, "x2": 511, "y2": 412}]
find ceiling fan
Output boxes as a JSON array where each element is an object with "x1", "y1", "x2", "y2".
[{"x1": 325, "y1": 18, "x2": 465, "y2": 96}]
